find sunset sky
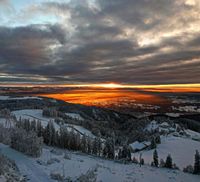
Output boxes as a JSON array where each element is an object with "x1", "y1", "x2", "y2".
[{"x1": 0, "y1": 0, "x2": 200, "y2": 86}]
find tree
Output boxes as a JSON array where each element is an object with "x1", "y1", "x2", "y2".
[
  {"x1": 24, "y1": 119, "x2": 31, "y2": 131},
  {"x1": 132, "y1": 157, "x2": 138, "y2": 164},
  {"x1": 155, "y1": 135, "x2": 161, "y2": 144},
  {"x1": 165, "y1": 154, "x2": 172, "y2": 169},
  {"x1": 97, "y1": 131, "x2": 102, "y2": 156},
  {"x1": 92, "y1": 137, "x2": 98, "y2": 155},
  {"x1": 150, "y1": 137, "x2": 156, "y2": 149},
  {"x1": 139, "y1": 153, "x2": 144, "y2": 166},
  {"x1": 11, "y1": 127, "x2": 43, "y2": 157},
  {"x1": 87, "y1": 137, "x2": 92, "y2": 154},
  {"x1": 194, "y1": 150, "x2": 200, "y2": 174},
  {"x1": 36, "y1": 120, "x2": 43, "y2": 137},
  {"x1": 103, "y1": 138, "x2": 114, "y2": 159},
  {"x1": 183, "y1": 165, "x2": 194, "y2": 174},
  {"x1": 153, "y1": 149, "x2": 159, "y2": 167},
  {"x1": 31, "y1": 120, "x2": 37, "y2": 131},
  {"x1": 69, "y1": 128, "x2": 76, "y2": 150},
  {"x1": 44, "y1": 120, "x2": 56, "y2": 146},
  {"x1": 160, "y1": 159, "x2": 165, "y2": 168},
  {"x1": 119, "y1": 145, "x2": 131, "y2": 161},
  {"x1": 81, "y1": 134, "x2": 87, "y2": 153}
]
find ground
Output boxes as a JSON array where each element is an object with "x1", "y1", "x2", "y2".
[
  {"x1": 0, "y1": 143, "x2": 199, "y2": 182},
  {"x1": 134, "y1": 135, "x2": 200, "y2": 169}
]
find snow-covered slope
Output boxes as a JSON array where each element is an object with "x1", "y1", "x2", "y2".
[
  {"x1": 65, "y1": 113, "x2": 84, "y2": 121},
  {"x1": 12, "y1": 109, "x2": 60, "y2": 130},
  {"x1": 11, "y1": 109, "x2": 96, "y2": 137},
  {"x1": 64, "y1": 124, "x2": 95, "y2": 138},
  {"x1": 134, "y1": 135, "x2": 200, "y2": 169},
  {"x1": 0, "y1": 143, "x2": 199, "y2": 182},
  {"x1": 0, "y1": 96, "x2": 42, "y2": 100},
  {"x1": 0, "y1": 144, "x2": 53, "y2": 182}
]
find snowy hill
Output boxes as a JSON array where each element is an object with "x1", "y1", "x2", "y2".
[
  {"x1": 10, "y1": 109, "x2": 96, "y2": 138},
  {"x1": 134, "y1": 135, "x2": 200, "y2": 169},
  {"x1": 12, "y1": 109, "x2": 60, "y2": 130},
  {"x1": 0, "y1": 144, "x2": 199, "y2": 182}
]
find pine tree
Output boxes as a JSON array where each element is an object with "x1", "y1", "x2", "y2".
[
  {"x1": 194, "y1": 150, "x2": 200, "y2": 174},
  {"x1": 97, "y1": 131, "x2": 102, "y2": 156},
  {"x1": 118, "y1": 149, "x2": 122, "y2": 159},
  {"x1": 165, "y1": 154, "x2": 172, "y2": 168},
  {"x1": 120, "y1": 145, "x2": 131, "y2": 161},
  {"x1": 69, "y1": 128, "x2": 76, "y2": 150},
  {"x1": 44, "y1": 120, "x2": 56, "y2": 146},
  {"x1": 153, "y1": 149, "x2": 159, "y2": 167},
  {"x1": 87, "y1": 137, "x2": 92, "y2": 154},
  {"x1": 155, "y1": 135, "x2": 161, "y2": 144},
  {"x1": 103, "y1": 139, "x2": 114, "y2": 159},
  {"x1": 36, "y1": 121, "x2": 43, "y2": 137},
  {"x1": 81, "y1": 134, "x2": 87, "y2": 153},
  {"x1": 92, "y1": 137, "x2": 98, "y2": 155},
  {"x1": 24, "y1": 119, "x2": 31, "y2": 131},
  {"x1": 31, "y1": 120, "x2": 36, "y2": 132},
  {"x1": 150, "y1": 137, "x2": 157, "y2": 149}
]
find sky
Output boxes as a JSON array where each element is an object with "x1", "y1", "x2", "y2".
[{"x1": 0, "y1": 0, "x2": 200, "y2": 86}]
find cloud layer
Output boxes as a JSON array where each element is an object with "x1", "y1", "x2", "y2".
[{"x1": 0, "y1": 0, "x2": 200, "y2": 84}]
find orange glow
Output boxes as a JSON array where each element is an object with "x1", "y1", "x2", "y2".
[{"x1": 39, "y1": 89, "x2": 166, "y2": 106}]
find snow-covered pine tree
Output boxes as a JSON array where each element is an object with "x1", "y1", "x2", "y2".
[
  {"x1": 155, "y1": 135, "x2": 161, "y2": 144},
  {"x1": 150, "y1": 137, "x2": 157, "y2": 149},
  {"x1": 92, "y1": 137, "x2": 98, "y2": 155},
  {"x1": 97, "y1": 131, "x2": 102, "y2": 156},
  {"x1": 44, "y1": 120, "x2": 56, "y2": 146},
  {"x1": 31, "y1": 120, "x2": 37, "y2": 132},
  {"x1": 165, "y1": 154, "x2": 173, "y2": 169},
  {"x1": 87, "y1": 137, "x2": 92, "y2": 154},
  {"x1": 36, "y1": 120, "x2": 43, "y2": 137},
  {"x1": 194, "y1": 150, "x2": 200, "y2": 174},
  {"x1": 69, "y1": 128, "x2": 76, "y2": 150},
  {"x1": 120, "y1": 145, "x2": 131, "y2": 161},
  {"x1": 24, "y1": 119, "x2": 31, "y2": 131},
  {"x1": 153, "y1": 149, "x2": 159, "y2": 167},
  {"x1": 81, "y1": 134, "x2": 87, "y2": 153},
  {"x1": 75, "y1": 132, "x2": 81, "y2": 150},
  {"x1": 11, "y1": 127, "x2": 43, "y2": 157},
  {"x1": 103, "y1": 138, "x2": 114, "y2": 159}
]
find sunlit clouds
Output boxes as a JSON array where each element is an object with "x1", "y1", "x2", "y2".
[{"x1": 0, "y1": 0, "x2": 200, "y2": 85}]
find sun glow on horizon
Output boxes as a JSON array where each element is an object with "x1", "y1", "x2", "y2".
[{"x1": 0, "y1": 83, "x2": 200, "y2": 91}]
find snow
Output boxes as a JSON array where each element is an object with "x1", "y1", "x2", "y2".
[
  {"x1": 145, "y1": 121, "x2": 177, "y2": 133},
  {"x1": 0, "y1": 144, "x2": 53, "y2": 182},
  {"x1": 0, "y1": 117, "x2": 14, "y2": 128},
  {"x1": 65, "y1": 113, "x2": 84, "y2": 121},
  {"x1": 166, "y1": 113, "x2": 180, "y2": 117},
  {"x1": 160, "y1": 122, "x2": 170, "y2": 128},
  {"x1": 134, "y1": 135, "x2": 200, "y2": 169},
  {"x1": 185, "y1": 129, "x2": 200, "y2": 141},
  {"x1": 0, "y1": 118, "x2": 7, "y2": 126},
  {"x1": 0, "y1": 96, "x2": 42, "y2": 100},
  {"x1": 10, "y1": 109, "x2": 95, "y2": 136},
  {"x1": 130, "y1": 141, "x2": 146, "y2": 151},
  {"x1": 0, "y1": 96, "x2": 9, "y2": 100},
  {"x1": 0, "y1": 176, "x2": 6, "y2": 182},
  {"x1": 130, "y1": 141, "x2": 151, "y2": 151},
  {"x1": 64, "y1": 124, "x2": 96, "y2": 138},
  {"x1": 0, "y1": 143, "x2": 199, "y2": 182},
  {"x1": 12, "y1": 109, "x2": 60, "y2": 130},
  {"x1": 172, "y1": 106, "x2": 200, "y2": 113},
  {"x1": 1, "y1": 137, "x2": 199, "y2": 182},
  {"x1": 145, "y1": 120, "x2": 159, "y2": 132}
]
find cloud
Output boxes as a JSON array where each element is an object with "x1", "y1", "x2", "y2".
[{"x1": 0, "y1": 0, "x2": 200, "y2": 84}]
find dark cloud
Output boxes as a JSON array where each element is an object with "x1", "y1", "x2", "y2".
[{"x1": 0, "y1": 0, "x2": 200, "y2": 84}]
